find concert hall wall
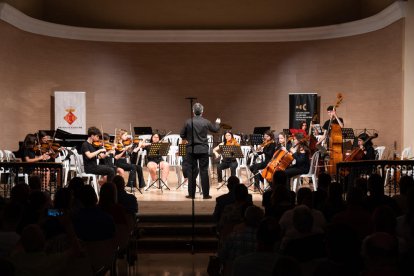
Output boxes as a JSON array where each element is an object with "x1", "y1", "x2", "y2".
[{"x1": 0, "y1": 20, "x2": 403, "y2": 153}]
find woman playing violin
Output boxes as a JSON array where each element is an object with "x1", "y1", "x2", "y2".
[
  {"x1": 142, "y1": 133, "x2": 170, "y2": 185},
  {"x1": 114, "y1": 129, "x2": 145, "y2": 189},
  {"x1": 21, "y1": 133, "x2": 51, "y2": 163},
  {"x1": 213, "y1": 131, "x2": 239, "y2": 184},
  {"x1": 99, "y1": 133, "x2": 125, "y2": 177},
  {"x1": 248, "y1": 130, "x2": 277, "y2": 191}
]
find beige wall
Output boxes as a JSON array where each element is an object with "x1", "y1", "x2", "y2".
[
  {"x1": 404, "y1": 0, "x2": 414, "y2": 153},
  {"x1": 0, "y1": 20, "x2": 403, "y2": 156}
]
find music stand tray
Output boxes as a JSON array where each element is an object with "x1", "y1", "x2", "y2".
[
  {"x1": 176, "y1": 144, "x2": 202, "y2": 193},
  {"x1": 249, "y1": 134, "x2": 263, "y2": 146},
  {"x1": 145, "y1": 142, "x2": 171, "y2": 192},
  {"x1": 341, "y1": 128, "x2": 355, "y2": 140}
]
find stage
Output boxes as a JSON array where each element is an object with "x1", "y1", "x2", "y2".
[{"x1": 130, "y1": 171, "x2": 263, "y2": 215}]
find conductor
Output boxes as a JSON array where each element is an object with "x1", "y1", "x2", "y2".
[{"x1": 180, "y1": 103, "x2": 221, "y2": 199}]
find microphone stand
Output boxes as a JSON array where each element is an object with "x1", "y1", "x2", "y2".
[{"x1": 185, "y1": 97, "x2": 197, "y2": 255}]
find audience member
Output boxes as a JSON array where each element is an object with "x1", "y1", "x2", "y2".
[
  {"x1": 232, "y1": 217, "x2": 281, "y2": 276},
  {"x1": 113, "y1": 175, "x2": 138, "y2": 215}
]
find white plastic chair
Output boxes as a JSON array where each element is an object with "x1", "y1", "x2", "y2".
[
  {"x1": 375, "y1": 146, "x2": 386, "y2": 160},
  {"x1": 291, "y1": 151, "x2": 320, "y2": 192},
  {"x1": 3, "y1": 150, "x2": 29, "y2": 184},
  {"x1": 164, "y1": 134, "x2": 182, "y2": 146},
  {"x1": 384, "y1": 147, "x2": 412, "y2": 188},
  {"x1": 73, "y1": 152, "x2": 99, "y2": 196}
]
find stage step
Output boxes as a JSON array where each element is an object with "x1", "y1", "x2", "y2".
[{"x1": 136, "y1": 214, "x2": 218, "y2": 253}]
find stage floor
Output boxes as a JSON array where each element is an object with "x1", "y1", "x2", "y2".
[{"x1": 130, "y1": 170, "x2": 262, "y2": 215}]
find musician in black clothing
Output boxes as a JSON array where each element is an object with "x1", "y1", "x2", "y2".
[
  {"x1": 81, "y1": 127, "x2": 115, "y2": 184},
  {"x1": 249, "y1": 130, "x2": 277, "y2": 191},
  {"x1": 180, "y1": 103, "x2": 221, "y2": 199},
  {"x1": 114, "y1": 129, "x2": 145, "y2": 189},
  {"x1": 357, "y1": 133, "x2": 376, "y2": 160},
  {"x1": 317, "y1": 105, "x2": 344, "y2": 148}
]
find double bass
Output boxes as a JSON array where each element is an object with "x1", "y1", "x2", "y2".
[{"x1": 327, "y1": 94, "x2": 344, "y2": 176}]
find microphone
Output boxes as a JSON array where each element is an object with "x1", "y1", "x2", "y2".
[{"x1": 185, "y1": 97, "x2": 197, "y2": 100}]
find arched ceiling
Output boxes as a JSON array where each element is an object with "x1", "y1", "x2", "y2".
[{"x1": 3, "y1": 0, "x2": 401, "y2": 30}]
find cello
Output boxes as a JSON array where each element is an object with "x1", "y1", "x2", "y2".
[
  {"x1": 261, "y1": 148, "x2": 294, "y2": 183},
  {"x1": 327, "y1": 94, "x2": 344, "y2": 176},
  {"x1": 344, "y1": 133, "x2": 378, "y2": 161}
]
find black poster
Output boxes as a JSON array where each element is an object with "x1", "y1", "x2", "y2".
[{"x1": 289, "y1": 93, "x2": 318, "y2": 129}]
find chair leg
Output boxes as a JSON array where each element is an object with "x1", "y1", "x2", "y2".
[{"x1": 312, "y1": 176, "x2": 317, "y2": 191}]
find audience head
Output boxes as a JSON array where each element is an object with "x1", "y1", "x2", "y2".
[
  {"x1": 244, "y1": 205, "x2": 264, "y2": 227},
  {"x1": 272, "y1": 256, "x2": 303, "y2": 276},
  {"x1": 272, "y1": 171, "x2": 287, "y2": 188},
  {"x1": 292, "y1": 205, "x2": 314, "y2": 234},
  {"x1": 399, "y1": 175, "x2": 414, "y2": 195},
  {"x1": 99, "y1": 182, "x2": 118, "y2": 208},
  {"x1": 367, "y1": 174, "x2": 384, "y2": 196},
  {"x1": 354, "y1": 177, "x2": 368, "y2": 196},
  {"x1": 21, "y1": 224, "x2": 46, "y2": 253},
  {"x1": 54, "y1": 188, "x2": 72, "y2": 210},
  {"x1": 79, "y1": 185, "x2": 98, "y2": 208},
  {"x1": 113, "y1": 175, "x2": 126, "y2": 190},
  {"x1": 372, "y1": 206, "x2": 396, "y2": 234},
  {"x1": 256, "y1": 217, "x2": 280, "y2": 251},
  {"x1": 328, "y1": 181, "x2": 343, "y2": 201},
  {"x1": 67, "y1": 177, "x2": 85, "y2": 198},
  {"x1": 361, "y1": 232, "x2": 399, "y2": 270},
  {"x1": 234, "y1": 184, "x2": 249, "y2": 202},
  {"x1": 226, "y1": 176, "x2": 240, "y2": 191},
  {"x1": 317, "y1": 173, "x2": 331, "y2": 191},
  {"x1": 10, "y1": 183, "x2": 30, "y2": 204},
  {"x1": 325, "y1": 223, "x2": 361, "y2": 263},
  {"x1": 296, "y1": 187, "x2": 313, "y2": 207},
  {"x1": 28, "y1": 175, "x2": 42, "y2": 191}
]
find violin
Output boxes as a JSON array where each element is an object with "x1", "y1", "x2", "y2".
[
  {"x1": 123, "y1": 137, "x2": 132, "y2": 146},
  {"x1": 104, "y1": 142, "x2": 114, "y2": 151},
  {"x1": 92, "y1": 141, "x2": 103, "y2": 148}
]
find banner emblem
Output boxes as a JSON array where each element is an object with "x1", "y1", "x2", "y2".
[{"x1": 64, "y1": 108, "x2": 77, "y2": 125}]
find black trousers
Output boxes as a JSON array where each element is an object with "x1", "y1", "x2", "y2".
[
  {"x1": 115, "y1": 158, "x2": 145, "y2": 188},
  {"x1": 249, "y1": 162, "x2": 267, "y2": 188},
  {"x1": 84, "y1": 165, "x2": 115, "y2": 183},
  {"x1": 217, "y1": 160, "x2": 238, "y2": 182},
  {"x1": 187, "y1": 152, "x2": 210, "y2": 197}
]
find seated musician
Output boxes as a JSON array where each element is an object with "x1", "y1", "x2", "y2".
[
  {"x1": 81, "y1": 127, "x2": 115, "y2": 184},
  {"x1": 21, "y1": 133, "x2": 52, "y2": 189},
  {"x1": 356, "y1": 133, "x2": 376, "y2": 160},
  {"x1": 142, "y1": 133, "x2": 170, "y2": 185},
  {"x1": 21, "y1": 133, "x2": 51, "y2": 164},
  {"x1": 213, "y1": 131, "x2": 239, "y2": 184},
  {"x1": 317, "y1": 105, "x2": 344, "y2": 148},
  {"x1": 248, "y1": 130, "x2": 276, "y2": 191},
  {"x1": 100, "y1": 133, "x2": 125, "y2": 177},
  {"x1": 285, "y1": 134, "x2": 311, "y2": 180},
  {"x1": 114, "y1": 129, "x2": 145, "y2": 189}
]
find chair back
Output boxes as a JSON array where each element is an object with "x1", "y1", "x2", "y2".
[
  {"x1": 375, "y1": 146, "x2": 386, "y2": 160},
  {"x1": 308, "y1": 151, "x2": 320, "y2": 175},
  {"x1": 401, "y1": 147, "x2": 412, "y2": 160},
  {"x1": 138, "y1": 134, "x2": 152, "y2": 143},
  {"x1": 3, "y1": 150, "x2": 16, "y2": 162},
  {"x1": 164, "y1": 134, "x2": 182, "y2": 146}
]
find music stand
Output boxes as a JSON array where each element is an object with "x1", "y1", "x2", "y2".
[
  {"x1": 216, "y1": 145, "x2": 244, "y2": 190},
  {"x1": 176, "y1": 144, "x2": 202, "y2": 193},
  {"x1": 145, "y1": 142, "x2": 171, "y2": 192},
  {"x1": 341, "y1": 128, "x2": 355, "y2": 140},
  {"x1": 250, "y1": 134, "x2": 263, "y2": 146},
  {"x1": 253, "y1": 127, "x2": 270, "y2": 135}
]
